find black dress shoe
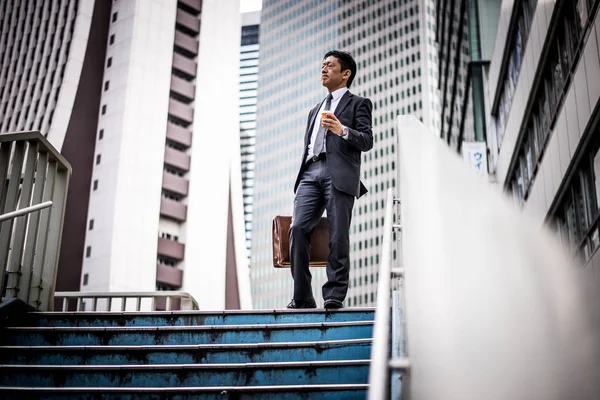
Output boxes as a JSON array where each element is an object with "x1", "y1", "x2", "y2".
[
  {"x1": 324, "y1": 299, "x2": 344, "y2": 309},
  {"x1": 287, "y1": 298, "x2": 317, "y2": 309}
]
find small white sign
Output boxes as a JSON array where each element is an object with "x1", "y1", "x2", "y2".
[{"x1": 462, "y1": 141, "x2": 488, "y2": 175}]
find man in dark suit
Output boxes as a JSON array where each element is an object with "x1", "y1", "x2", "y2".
[{"x1": 288, "y1": 50, "x2": 373, "y2": 309}]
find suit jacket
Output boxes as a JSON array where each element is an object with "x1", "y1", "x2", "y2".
[{"x1": 294, "y1": 90, "x2": 373, "y2": 198}]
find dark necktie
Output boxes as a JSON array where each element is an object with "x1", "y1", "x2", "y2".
[{"x1": 313, "y1": 93, "x2": 333, "y2": 156}]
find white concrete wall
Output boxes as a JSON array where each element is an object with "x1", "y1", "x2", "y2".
[
  {"x1": 398, "y1": 115, "x2": 600, "y2": 400},
  {"x1": 81, "y1": 0, "x2": 176, "y2": 294},
  {"x1": 183, "y1": 0, "x2": 252, "y2": 309}
]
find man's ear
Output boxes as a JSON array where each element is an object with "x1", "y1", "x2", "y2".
[{"x1": 343, "y1": 69, "x2": 351, "y2": 80}]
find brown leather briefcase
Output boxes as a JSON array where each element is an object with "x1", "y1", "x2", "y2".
[{"x1": 272, "y1": 216, "x2": 329, "y2": 268}]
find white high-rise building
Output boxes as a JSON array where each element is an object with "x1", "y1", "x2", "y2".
[
  {"x1": 80, "y1": 0, "x2": 251, "y2": 310},
  {"x1": 239, "y1": 11, "x2": 260, "y2": 260},
  {"x1": 251, "y1": 0, "x2": 440, "y2": 308},
  {"x1": 0, "y1": 0, "x2": 252, "y2": 310}
]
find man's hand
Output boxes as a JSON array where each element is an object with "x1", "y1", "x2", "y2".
[{"x1": 321, "y1": 113, "x2": 344, "y2": 136}]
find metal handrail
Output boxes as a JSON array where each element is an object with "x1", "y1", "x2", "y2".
[
  {"x1": 0, "y1": 131, "x2": 71, "y2": 311},
  {"x1": 0, "y1": 201, "x2": 53, "y2": 222},
  {"x1": 54, "y1": 291, "x2": 200, "y2": 312},
  {"x1": 368, "y1": 188, "x2": 408, "y2": 399}
]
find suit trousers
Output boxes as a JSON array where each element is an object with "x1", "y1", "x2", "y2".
[{"x1": 289, "y1": 159, "x2": 355, "y2": 303}]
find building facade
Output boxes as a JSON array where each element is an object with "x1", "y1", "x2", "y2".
[
  {"x1": 487, "y1": 0, "x2": 600, "y2": 268},
  {"x1": 436, "y1": 0, "x2": 600, "y2": 280},
  {"x1": 435, "y1": 0, "x2": 503, "y2": 170},
  {"x1": 0, "y1": 0, "x2": 112, "y2": 295},
  {"x1": 251, "y1": 0, "x2": 440, "y2": 308},
  {"x1": 83, "y1": 0, "x2": 251, "y2": 310},
  {"x1": 239, "y1": 11, "x2": 260, "y2": 260},
  {"x1": 0, "y1": 0, "x2": 252, "y2": 310}
]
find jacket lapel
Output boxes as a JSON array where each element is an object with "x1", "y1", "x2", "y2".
[{"x1": 334, "y1": 91, "x2": 353, "y2": 118}]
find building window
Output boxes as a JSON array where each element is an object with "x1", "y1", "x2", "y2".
[
  {"x1": 85, "y1": 246, "x2": 91, "y2": 258},
  {"x1": 109, "y1": 35, "x2": 115, "y2": 45},
  {"x1": 89, "y1": 219, "x2": 94, "y2": 230},
  {"x1": 554, "y1": 124, "x2": 600, "y2": 261},
  {"x1": 96, "y1": 154, "x2": 101, "y2": 165},
  {"x1": 509, "y1": 0, "x2": 592, "y2": 203},
  {"x1": 112, "y1": 12, "x2": 118, "y2": 22},
  {"x1": 104, "y1": 81, "x2": 109, "y2": 91},
  {"x1": 493, "y1": 0, "x2": 539, "y2": 147},
  {"x1": 101, "y1": 105, "x2": 106, "y2": 115},
  {"x1": 93, "y1": 180, "x2": 98, "y2": 190},
  {"x1": 107, "y1": 57, "x2": 112, "y2": 68},
  {"x1": 83, "y1": 273, "x2": 89, "y2": 285},
  {"x1": 99, "y1": 129, "x2": 104, "y2": 139}
]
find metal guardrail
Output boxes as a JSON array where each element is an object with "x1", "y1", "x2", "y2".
[
  {"x1": 368, "y1": 188, "x2": 408, "y2": 399},
  {"x1": 0, "y1": 131, "x2": 71, "y2": 311},
  {"x1": 54, "y1": 291, "x2": 200, "y2": 312}
]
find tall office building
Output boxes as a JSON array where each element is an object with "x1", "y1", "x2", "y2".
[
  {"x1": 251, "y1": 0, "x2": 440, "y2": 308},
  {"x1": 436, "y1": 0, "x2": 503, "y2": 154},
  {"x1": 486, "y1": 0, "x2": 600, "y2": 269},
  {"x1": 0, "y1": 0, "x2": 252, "y2": 310},
  {"x1": 0, "y1": 0, "x2": 112, "y2": 295},
  {"x1": 239, "y1": 11, "x2": 260, "y2": 260}
]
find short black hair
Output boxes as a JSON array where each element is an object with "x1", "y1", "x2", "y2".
[{"x1": 323, "y1": 50, "x2": 357, "y2": 88}]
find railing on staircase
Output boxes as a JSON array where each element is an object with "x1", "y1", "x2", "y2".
[
  {"x1": 368, "y1": 188, "x2": 408, "y2": 400},
  {"x1": 0, "y1": 131, "x2": 71, "y2": 311},
  {"x1": 54, "y1": 291, "x2": 200, "y2": 311}
]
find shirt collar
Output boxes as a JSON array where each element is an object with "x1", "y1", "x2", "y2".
[{"x1": 328, "y1": 87, "x2": 348, "y2": 101}]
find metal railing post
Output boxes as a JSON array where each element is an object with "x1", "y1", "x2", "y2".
[
  {"x1": 42, "y1": 166, "x2": 69, "y2": 310},
  {"x1": 29, "y1": 160, "x2": 57, "y2": 309},
  {"x1": 20, "y1": 151, "x2": 49, "y2": 305},
  {"x1": 0, "y1": 142, "x2": 11, "y2": 298},
  {"x1": 0, "y1": 143, "x2": 13, "y2": 215},
  {"x1": 0, "y1": 141, "x2": 26, "y2": 269},
  {"x1": 368, "y1": 188, "x2": 396, "y2": 400}
]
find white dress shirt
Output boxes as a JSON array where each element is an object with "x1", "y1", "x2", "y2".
[{"x1": 307, "y1": 87, "x2": 349, "y2": 159}]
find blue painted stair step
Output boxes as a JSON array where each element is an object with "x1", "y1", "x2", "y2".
[
  {"x1": 0, "y1": 338, "x2": 372, "y2": 365},
  {"x1": 0, "y1": 307, "x2": 375, "y2": 398},
  {"x1": 1, "y1": 321, "x2": 374, "y2": 346},
  {"x1": 0, "y1": 360, "x2": 370, "y2": 387},
  {"x1": 24, "y1": 309, "x2": 375, "y2": 327},
  {"x1": 0, "y1": 384, "x2": 369, "y2": 400}
]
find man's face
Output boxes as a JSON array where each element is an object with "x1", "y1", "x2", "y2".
[{"x1": 321, "y1": 56, "x2": 350, "y2": 90}]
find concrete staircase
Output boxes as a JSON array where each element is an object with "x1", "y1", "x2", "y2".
[{"x1": 0, "y1": 308, "x2": 374, "y2": 399}]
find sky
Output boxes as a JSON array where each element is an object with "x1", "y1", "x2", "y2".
[{"x1": 240, "y1": 0, "x2": 262, "y2": 13}]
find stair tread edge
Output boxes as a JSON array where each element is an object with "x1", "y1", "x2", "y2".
[
  {"x1": 0, "y1": 359, "x2": 371, "y2": 369},
  {"x1": 0, "y1": 338, "x2": 373, "y2": 351}
]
